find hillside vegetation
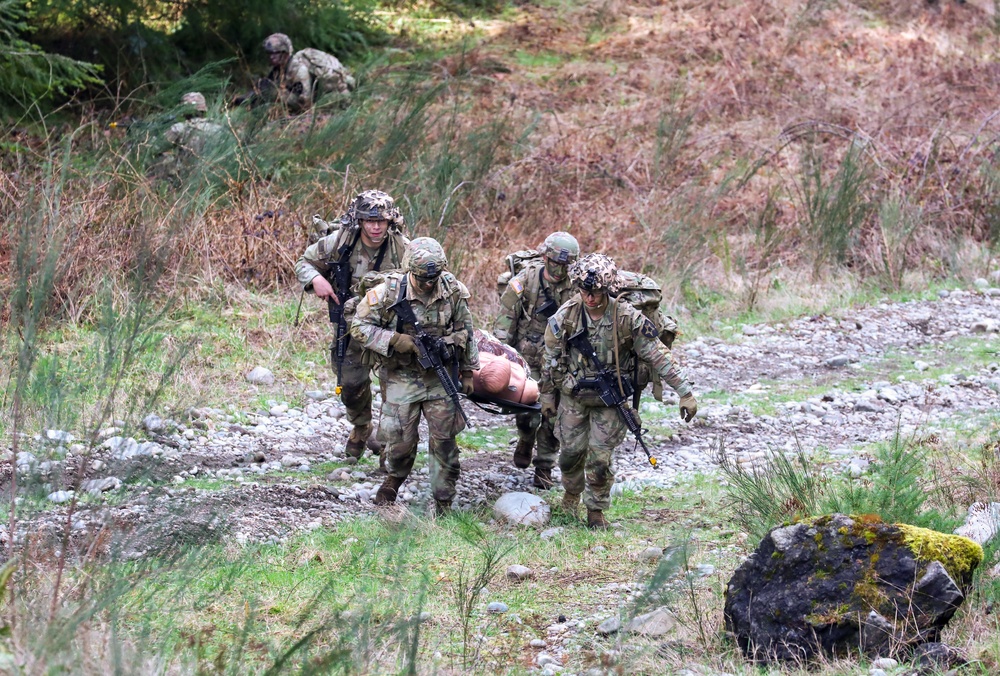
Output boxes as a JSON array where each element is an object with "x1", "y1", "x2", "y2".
[
  {"x1": 5, "y1": 1, "x2": 1000, "y2": 318},
  {"x1": 3, "y1": 1, "x2": 1000, "y2": 674}
]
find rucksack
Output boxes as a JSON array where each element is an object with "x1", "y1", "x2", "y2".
[
  {"x1": 496, "y1": 249, "x2": 543, "y2": 297},
  {"x1": 613, "y1": 270, "x2": 677, "y2": 348}
]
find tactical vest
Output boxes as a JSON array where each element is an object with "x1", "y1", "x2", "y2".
[
  {"x1": 368, "y1": 272, "x2": 468, "y2": 369},
  {"x1": 510, "y1": 261, "x2": 564, "y2": 368}
]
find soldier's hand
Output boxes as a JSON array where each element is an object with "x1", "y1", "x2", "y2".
[
  {"x1": 679, "y1": 393, "x2": 698, "y2": 422},
  {"x1": 540, "y1": 393, "x2": 557, "y2": 419},
  {"x1": 460, "y1": 371, "x2": 474, "y2": 396},
  {"x1": 390, "y1": 332, "x2": 417, "y2": 355},
  {"x1": 312, "y1": 276, "x2": 337, "y2": 301}
]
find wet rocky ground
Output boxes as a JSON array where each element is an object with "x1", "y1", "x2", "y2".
[{"x1": 6, "y1": 285, "x2": 1000, "y2": 557}]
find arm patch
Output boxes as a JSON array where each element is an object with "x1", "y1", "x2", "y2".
[
  {"x1": 366, "y1": 288, "x2": 383, "y2": 306},
  {"x1": 637, "y1": 317, "x2": 659, "y2": 340},
  {"x1": 509, "y1": 277, "x2": 524, "y2": 296},
  {"x1": 547, "y1": 316, "x2": 562, "y2": 339}
]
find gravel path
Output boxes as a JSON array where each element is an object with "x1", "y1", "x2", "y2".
[{"x1": 7, "y1": 287, "x2": 1000, "y2": 553}]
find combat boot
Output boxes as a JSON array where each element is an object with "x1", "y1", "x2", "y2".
[
  {"x1": 434, "y1": 499, "x2": 452, "y2": 517},
  {"x1": 374, "y1": 475, "x2": 405, "y2": 505},
  {"x1": 533, "y1": 467, "x2": 553, "y2": 490},
  {"x1": 587, "y1": 509, "x2": 611, "y2": 530},
  {"x1": 512, "y1": 439, "x2": 533, "y2": 469},
  {"x1": 561, "y1": 491, "x2": 581, "y2": 516},
  {"x1": 345, "y1": 424, "x2": 372, "y2": 459}
]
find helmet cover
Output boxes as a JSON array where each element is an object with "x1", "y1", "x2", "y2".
[
  {"x1": 569, "y1": 253, "x2": 617, "y2": 292},
  {"x1": 350, "y1": 189, "x2": 405, "y2": 230},
  {"x1": 263, "y1": 33, "x2": 293, "y2": 54},
  {"x1": 180, "y1": 92, "x2": 207, "y2": 113},
  {"x1": 407, "y1": 237, "x2": 448, "y2": 278},
  {"x1": 539, "y1": 231, "x2": 580, "y2": 264}
]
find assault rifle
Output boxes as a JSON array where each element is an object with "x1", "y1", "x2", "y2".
[
  {"x1": 567, "y1": 327, "x2": 657, "y2": 467},
  {"x1": 327, "y1": 232, "x2": 359, "y2": 396},
  {"x1": 231, "y1": 77, "x2": 277, "y2": 108},
  {"x1": 391, "y1": 280, "x2": 469, "y2": 425}
]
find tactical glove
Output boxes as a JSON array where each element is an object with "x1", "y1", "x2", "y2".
[
  {"x1": 679, "y1": 393, "x2": 698, "y2": 422},
  {"x1": 460, "y1": 371, "x2": 474, "y2": 396},
  {"x1": 540, "y1": 393, "x2": 557, "y2": 419},
  {"x1": 390, "y1": 332, "x2": 418, "y2": 355}
]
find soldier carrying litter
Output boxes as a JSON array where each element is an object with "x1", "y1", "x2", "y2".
[
  {"x1": 351, "y1": 237, "x2": 479, "y2": 516},
  {"x1": 492, "y1": 232, "x2": 580, "y2": 489},
  {"x1": 234, "y1": 33, "x2": 355, "y2": 113},
  {"x1": 295, "y1": 190, "x2": 409, "y2": 462},
  {"x1": 541, "y1": 253, "x2": 698, "y2": 529}
]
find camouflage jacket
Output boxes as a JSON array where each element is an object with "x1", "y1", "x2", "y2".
[
  {"x1": 295, "y1": 225, "x2": 409, "y2": 320},
  {"x1": 493, "y1": 261, "x2": 575, "y2": 371},
  {"x1": 541, "y1": 296, "x2": 691, "y2": 399},
  {"x1": 351, "y1": 271, "x2": 481, "y2": 374},
  {"x1": 271, "y1": 48, "x2": 355, "y2": 113},
  {"x1": 165, "y1": 118, "x2": 224, "y2": 156}
]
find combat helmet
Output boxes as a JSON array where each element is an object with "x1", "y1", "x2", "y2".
[
  {"x1": 538, "y1": 232, "x2": 579, "y2": 265},
  {"x1": 349, "y1": 190, "x2": 405, "y2": 231},
  {"x1": 263, "y1": 33, "x2": 293, "y2": 54},
  {"x1": 569, "y1": 253, "x2": 617, "y2": 292},
  {"x1": 407, "y1": 237, "x2": 448, "y2": 279},
  {"x1": 180, "y1": 92, "x2": 207, "y2": 114}
]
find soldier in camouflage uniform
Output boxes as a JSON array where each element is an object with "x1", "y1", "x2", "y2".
[
  {"x1": 259, "y1": 33, "x2": 355, "y2": 113},
  {"x1": 165, "y1": 92, "x2": 224, "y2": 155},
  {"x1": 541, "y1": 254, "x2": 698, "y2": 529},
  {"x1": 295, "y1": 190, "x2": 410, "y2": 459},
  {"x1": 351, "y1": 237, "x2": 479, "y2": 515},
  {"x1": 493, "y1": 232, "x2": 580, "y2": 489}
]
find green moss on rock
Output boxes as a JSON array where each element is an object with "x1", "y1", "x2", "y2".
[{"x1": 897, "y1": 524, "x2": 983, "y2": 585}]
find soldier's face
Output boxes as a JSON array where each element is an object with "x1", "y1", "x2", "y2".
[
  {"x1": 580, "y1": 288, "x2": 608, "y2": 312},
  {"x1": 544, "y1": 257, "x2": 569, "y2": 283},
  {"x1": 410, "y1": 273, "x2": 439, "y2": 295},
  {"x1": 269, "y1": 51, "x2": 288, "y2": 68},
  {"x1": 359, "y1": 219, "x2": 389, "y2": 247}
]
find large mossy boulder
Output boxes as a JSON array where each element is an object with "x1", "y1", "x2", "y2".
[{"x1": 724, "y1": 514, "x2": 982, "y2": 662}]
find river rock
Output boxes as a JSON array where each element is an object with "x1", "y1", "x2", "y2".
[
  {"x1": 246, "y1": 366, "x2": 274, "y2": 385},
  {"x1": 507, "y1": 565, "x2": 535, "y2": 581},
  {"x1": 954, "y1": 502, "x2": 1000, "y2": 546},
  {"x1": 596, "y1": 616, "x2": 621, "y2": 636},
  {"x1": 625, "y1": 607, "x2": 676, "y2": 636},
  {"x1": 493, "y1": 492, "x2": 550, "y2": 526},
  {"x1": 82, "y1": 477, "x2": 121, "y2": 495},
  {"x1": 724, "y1": 514, "x2": 982, "y2": 662}
]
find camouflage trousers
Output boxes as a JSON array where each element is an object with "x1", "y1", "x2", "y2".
[
  {"x1": 331, "y1": 336, "x2": 372, "y2": 429},
  {"x1": 378, "y1": 375, "x2": 466, "y2": 504},
  {"x1": 555, "y1": 395, "x2": 626, "y2": 511},
  {"x1": 514, "y1": 404, "x2": 558, "y2": 470}
]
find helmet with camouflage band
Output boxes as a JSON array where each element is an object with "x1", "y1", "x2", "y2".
[
  {"x1": 538, "y1": 231, "x2": 579, "y2": 265},
  {"x1": 263, "y1": 33, "x2": 293, "y2": 54},
  {"x1": 349, "y1": 189, "x2": 405, "y2": 231},
  {"x1": 407, "y1": 237, "x2": 448, "y2": 279},
  {"x1": 181, "y1": 92, "x2": 207, "y2": 114},
  {"x1": 569, "y1": 253, "x2": 617, "y2": 292}
]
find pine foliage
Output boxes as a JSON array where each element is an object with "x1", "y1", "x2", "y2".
[{"x1": 0, "y1": 0, "x2": 101, "y2": 117}]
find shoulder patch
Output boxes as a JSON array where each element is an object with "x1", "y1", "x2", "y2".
[
  {"x1": 366, "y1": 287, "x2": 383, "y2": 306},
  {"x1": 637, "y1": 317, "x2": 658, "y2": 340},
  {"x1": 548, "y1": 316, "x2": 562, "y2": 338},
  {"x1": 509, "y1": 277, "x2": 524, "y2": 296}
]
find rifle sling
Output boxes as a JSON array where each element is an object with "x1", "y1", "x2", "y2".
[
  {"x1": 536, "y1": 267, "x2": 554, "y2": 315},
  {"x1": 395, "y1": 274, "x2": 409, "y2": 334}
]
